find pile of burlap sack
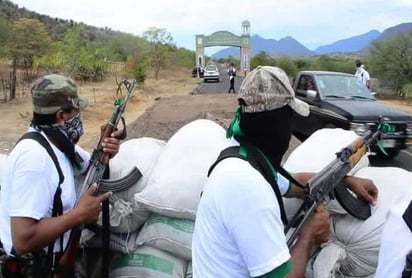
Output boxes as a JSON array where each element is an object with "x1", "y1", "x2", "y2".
[{"x1": 3, "y1": 119, "x2": 411, "y2": 277}]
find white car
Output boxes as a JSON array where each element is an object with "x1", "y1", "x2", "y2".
[{"x1": 203, "y1": 65, "x2": 220, "y2": 83}]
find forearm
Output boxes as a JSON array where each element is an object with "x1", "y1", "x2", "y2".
[
  {"x1": 285, "y1": 235, "x2": 314, "y2": 277},
  {"x1": 284, "y1": 172, "x2": 314, "y2": 199},
  {"x1": 11, "y1": 209, "x2": 84, "y2": 254},
  {"x1": 285, "y1": 173, "x2": 364, "y2": 199}
]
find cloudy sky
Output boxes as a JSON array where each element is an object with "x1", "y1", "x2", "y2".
[{"x1": 10, "y1": 0, "x2": 412, "y2": 55}]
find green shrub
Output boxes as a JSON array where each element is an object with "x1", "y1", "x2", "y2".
[{"x1": 403, "y1": 83, "x2": 412, "y2": 105}]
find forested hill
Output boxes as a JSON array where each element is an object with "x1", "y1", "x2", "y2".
[{"x1": 0, "y1": 0, "x2": 126, "y2": 41}]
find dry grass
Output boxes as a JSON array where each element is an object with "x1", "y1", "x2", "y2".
[{"x1": 0, "y1": 66, "x2": 198, "y2": 153}]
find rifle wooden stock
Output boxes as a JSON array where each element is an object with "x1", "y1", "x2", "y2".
[
  {"x1": 97, "y1": 123, "x2": 116, "y2": 165},
  {"x1": 53, "y1": 228, "x2": 81, "y2": 278}
]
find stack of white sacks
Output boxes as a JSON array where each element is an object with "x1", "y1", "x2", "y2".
[
  {"x1": 81, "y1": 119, "x2": 230, "y2": 277},
  {"x1": 283, "y1": 128, "x2": 412, "y2": 278},
  {"x1": 79, "y1": 121, "x2": 412, "y2": 278}
]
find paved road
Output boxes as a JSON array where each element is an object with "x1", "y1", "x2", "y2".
[
  {"x1": 196, "y1": 66, "x2": 412, "y2": 171},
  {"x1": 370, "y1": 147, "x2": 412, "y2": 171},
  {"x1": 197, "y1": 65, "x2": 244, "y2": 94}
]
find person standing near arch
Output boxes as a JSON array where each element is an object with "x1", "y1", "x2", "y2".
[{"x1": 227, "y1": 63, "x2": 237, "y2": 94}]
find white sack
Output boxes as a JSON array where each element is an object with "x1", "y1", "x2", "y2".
[
  {"x1": 103, "y1": 137, "x2": 165, "y2": 233},
  {"x1": 284, "y1": 128, "x2": 369, "y2": 174},
  {"x1": 135, "y1": 214, "x2": 194, "y2": 260},
  {"x1": 80, "y1": 229, "x2": 138, "y2": 254},
  {"x1": 306, "y1": 167, "x2": 412, "y2": 278},
  {"x1": 134, "y1": 119, "x2": 230, "y2": 219},
  {"x1": 281, "y1": 129, "x2": 412, "y2": 277},
  {"x1": 109, "y1": 245, "x2": 187, "y2": 278}
]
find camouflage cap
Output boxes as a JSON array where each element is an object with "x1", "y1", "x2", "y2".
[
  {"x1": 30, "y1": 74, "x2": 88, "y2": 114},
  {"x1": 238, "y1": 66, "x2": 309, "y2": 116}
]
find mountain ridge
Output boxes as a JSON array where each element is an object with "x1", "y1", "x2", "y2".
[{"x1": 211, "y1": 22, "x2": 412, "y2": 59}]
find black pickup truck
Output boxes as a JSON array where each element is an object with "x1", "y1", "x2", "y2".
[{"x1": 292, "y1": 70, "x2": 412, "y2": 159}]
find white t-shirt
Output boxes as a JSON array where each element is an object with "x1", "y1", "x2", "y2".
[
  {"x1": 0, "y1": 130, "x2": 90, "y2": 254},
  {"x1": 192, "y1": 141, "x2": 291, "y2": 277},
  {"x1": 375, "y1": 195, "x2": 412, "y2": 277}
]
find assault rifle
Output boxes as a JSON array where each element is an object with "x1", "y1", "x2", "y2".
[
  {"x1": 55, "y1": 79, "x2": 142, "y2": 277},
  {"x1": 285, "y1": 125, "x2": 385, "y2": 248}
]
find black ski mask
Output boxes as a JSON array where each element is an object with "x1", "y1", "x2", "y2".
[{"x1": 238, "y1": 105, "x2": 293, "y2": 167}]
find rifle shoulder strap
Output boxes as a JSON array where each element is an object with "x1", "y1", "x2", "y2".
[
  {"x1": 403, "y1": 200, "x2": 412, "y2": 233},
  {"x1": 16, "y1": 132, "x2": 64, "y2": 269},
  {"x1": 18, "y1": 132, "x2": 64, "y2": 185},
  {"x1": 208, "y1": 146, "x2": 288, "y2": 225},
  {"x1": 401, "y1": 200, "x2": 412, "y2": 278}
]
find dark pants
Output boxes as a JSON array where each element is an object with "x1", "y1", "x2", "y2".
[{"x1": 228, "y1": 77, "x2": 235, "y2": 93}]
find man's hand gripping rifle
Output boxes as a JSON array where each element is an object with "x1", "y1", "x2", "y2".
[
  {"x1": 285, "y1": 123, "x2": 386, "y2": 248},
  {"x1": 80, "y1": 78, "x2": 142, "y2": 196}
]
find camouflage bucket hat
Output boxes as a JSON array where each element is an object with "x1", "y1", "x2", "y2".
[
  {"x1": 30, "y1": 74, "x2": 88, "y2": 114},
  {"x1": 238, "y1": 66, "x2": 309, "y2": 116}
]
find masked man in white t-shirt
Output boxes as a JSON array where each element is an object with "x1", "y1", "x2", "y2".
[
  {"x1": 192, "y1": 66, "x2": 378, "y2": 278},
  {"x1": 0, "y1": 74, "x2": 122, "y2": 277}
]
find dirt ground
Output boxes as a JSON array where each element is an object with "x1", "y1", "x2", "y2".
[
  {"x1": 1, "y1": 67, "x2": 412, "y2": 158},
  {"x1": 0, "y1": 67, "x2": 200, "y2": 153}
]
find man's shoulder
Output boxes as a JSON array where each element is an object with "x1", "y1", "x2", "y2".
[
  {"x1": 209, "y1": 157, "x2": 270, "y2": 192},
  {"x1": 11, "y1": 135, "x2": 56, "y2": 163}
]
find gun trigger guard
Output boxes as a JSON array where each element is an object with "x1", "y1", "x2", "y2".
[{"x1": 116, "y1": 117, "x2": 127, "y2": 140}]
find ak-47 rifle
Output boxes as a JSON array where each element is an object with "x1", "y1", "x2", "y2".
[
  {"x1": 55, "y1": 79, "x2": 142, "y2": 276},
  {"x1": 285, "y1": 122, "x2": 388, "y2": 248}
]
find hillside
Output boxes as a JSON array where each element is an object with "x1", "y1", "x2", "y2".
[
  {"x1": 2, "y1": 1, "x2": 412, "y2": 59},
  {"x1": 0, "y1": 0, "x2": 134, "y2": 41},
  {"x1": 377, "y1": 22, "x2": 412, "y2": 41},
  {"x1": 315, "y1": 30, "x2": 381, "y2": 54},
  {"x1": 212, "y1": 35, "x2": 314, "y2": 59}
]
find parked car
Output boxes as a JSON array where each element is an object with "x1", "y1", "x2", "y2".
[
  {"x1": 291, "y1": 70, "x2": 412, "y2": 159},
  {"x1": 191, "y1": 67, "x2": 204, "y2": 78},
  {"x1": 203, "y1": 64, "x2": 220, "y2": 83}
]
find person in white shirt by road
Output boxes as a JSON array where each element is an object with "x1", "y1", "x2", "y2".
[{"x1": 355, "y1": 60, "x2": 371, "y2": 89}]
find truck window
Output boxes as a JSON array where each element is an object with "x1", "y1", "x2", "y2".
[{"x1": 297, "y1": 76, "x2": 316, "y2": 93}]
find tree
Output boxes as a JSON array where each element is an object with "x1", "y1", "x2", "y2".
[
  {"x1": 58, "y1": 23, "x2": 108, "y2": 80},
  {"x1": 277, "y1": 57, "x2": 298, "y2": 76},
  {"x1": 107, "y1": 33, "x2": 147, "y2": 62},
  {"x1": 0, "y1": 16, "x2": 12, "y2": 58},
  {"x1": 33, "y1": 41, "x2": 66, "y2": 74},
  {"x1": 143, "y1": 27, "x2": 175, "y2": 80},
  {"x1": 250, "y1": 51, "x2": 276, "y2": 70},
  {"x1": 369, "y1": 31, "x2": 412, "y2": 93},
  {"x1": 8, "y1": 18, "x2": 52, "y2": 98},
  {"x1": 125, "y1": 56, "x2": 147, "y2": 84},
  {"x1": 169, "y1": 47, "x2": 196, "y2": 68}
]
